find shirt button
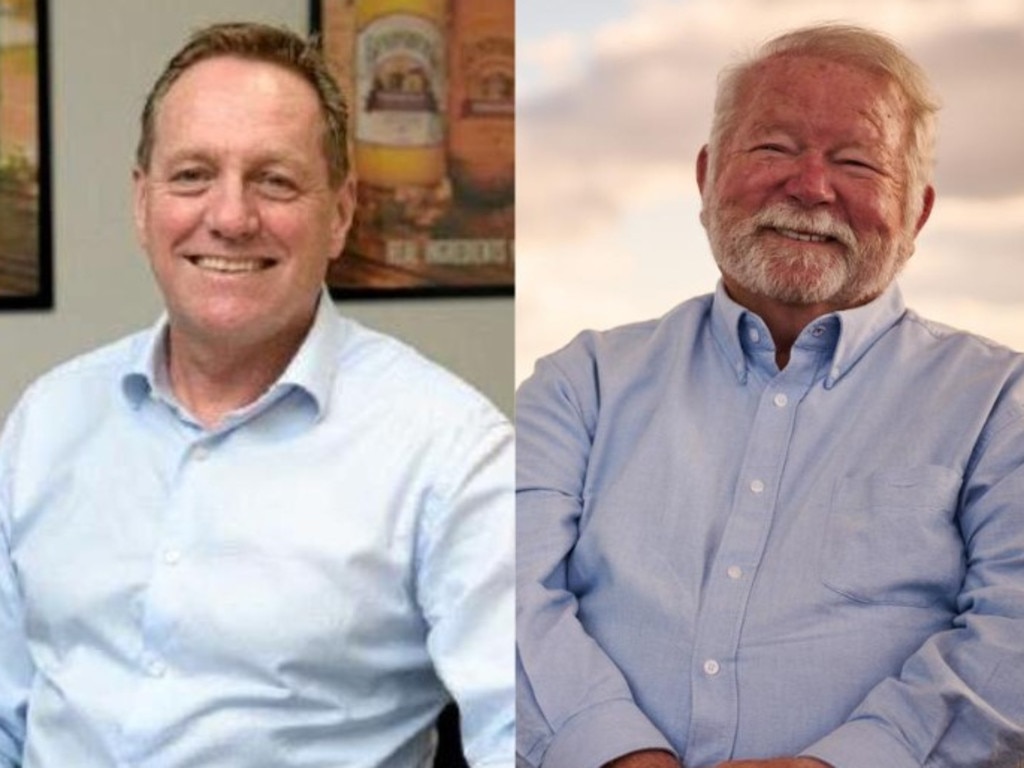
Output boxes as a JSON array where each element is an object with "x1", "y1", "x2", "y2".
[
  {"x1": 811, "y1": 325, "x2": 826, "y2": 337},
  {"x1": 773, "y1": 393, "x2": 788, "y2": 408},
  {"x1": 727, "y1": 565, "x2": 743, "y2": 580},
  {"x1": 162, "y1": 549, "x2": 181, "y2": 566},
  {"x1": 703, "y1": 659, "x2": 721, "y2": 676},
  {"x1": 750, "y1": 479, "x2": 765, "y2": 494},
  {"x1": 192, "y1": 446, "x2": 210, "y2": 461},
  {"x1": 748, "y1": 328, "x2": 760, "y2": 343},
  {"x1": 147, "y1": 659, "x2": 167, "y2": 678}
]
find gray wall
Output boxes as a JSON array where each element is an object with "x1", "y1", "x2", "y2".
[{"x1": 0, "y1": 0, "x2": 513, "y2": 419}]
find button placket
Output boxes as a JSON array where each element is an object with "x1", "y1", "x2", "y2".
[
  {"x1": 136, "y1": 437, "x2": 205, "y2": 698},
  {"x1": 686, "y1": 362, "x2": 820, "y2": 762}
]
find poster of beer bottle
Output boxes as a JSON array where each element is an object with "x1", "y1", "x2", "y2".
[{"x1": 316, "y1": 0, "x2": 514, "y2": 296}]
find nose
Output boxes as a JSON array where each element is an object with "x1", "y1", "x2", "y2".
[
  {"x1": 206, "y1": 178, "x2": 259, "y2": 241},
  {"x1": 784, "y1": 152, "x2": 836, "y2": 207}
]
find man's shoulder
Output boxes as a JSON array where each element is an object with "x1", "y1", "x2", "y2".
[
  {"x1": 532, "y1": 294, "x2": 713, "y2": 377},
  {"x1": 1, "y1": 329, "x2": 151, "y2": 460},
  {"x1": 896, "y1": 310, "x2": 1024, "y2": 425},
  {"x1": 901, "y1": 309, "x2": 1024, "y2": 369},
  {"x1": 18, "y1": 329, "x2": 150, "y2": 407},
  {"x1": 332, "y1": 316, "x2": 505, "y2": 423}
]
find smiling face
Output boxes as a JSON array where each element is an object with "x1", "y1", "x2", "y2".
[
  {"x1": 133, "y1": 55, "x2": 354, "y2": 354},
  {"x1": 698, "y1": 54, "x2": 933, "y2": 313}
]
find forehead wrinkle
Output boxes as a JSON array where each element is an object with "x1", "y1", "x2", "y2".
[
  {"x1": 155, "y1": 140, "x2": 313, "y2": 172},
  {"x1": 147, "y1": 58, "x2": 341, "y2": 189},
  {"x1": 743, "y1": 71, "x2": 905, "y2": 148},
  {"x1": 745, "y1": 119, "x2": 892, "y2": 159}
]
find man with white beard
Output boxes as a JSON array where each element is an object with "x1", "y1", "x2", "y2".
[{"x1": 516, "y1": 23, "x2": 1024, "y2": 768}]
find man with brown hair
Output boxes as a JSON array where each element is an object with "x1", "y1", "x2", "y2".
[
  {"x1": 516, "y1": 24, "x2": 1024, "y2": 768},
  {"x1": 0, "y1": 22, "x2": 513, "y2": 768}
]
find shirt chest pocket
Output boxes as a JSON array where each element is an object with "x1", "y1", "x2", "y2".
[{"x1": 822, "y1": 466, "x2": 965, "y2": 609}]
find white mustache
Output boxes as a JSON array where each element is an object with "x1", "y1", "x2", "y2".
[{"x1": 751, "y1": 205, "x2": 858, "y2": 252}]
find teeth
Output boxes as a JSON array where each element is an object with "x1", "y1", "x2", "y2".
[
  {"x1": 777, "y1": 228, "x2": 830, "y2": 243},
  {"x1": 191, "y1": 256, "x2": 270, "y2": 273}
]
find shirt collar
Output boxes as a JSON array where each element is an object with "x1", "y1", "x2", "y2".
[
  {"x1": 277, "y1": 287, "x2": 345, "y2": 417},
  {"x1": 709, "y1": 280, "x2": 907, "y2": 387},
  {"x1": 120, "y1": 316, "x2": 170, "y2": 408},
  {"x1": 120, "y1": 287, "x2": 343, "y2": 421}
]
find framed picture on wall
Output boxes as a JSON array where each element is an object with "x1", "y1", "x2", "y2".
[
  {"x1": 0, "y1": 0, "x2": 51, "y2": 310},
  {"x1": 310, "y1": 0, "x2": 513, "y2": 298}
]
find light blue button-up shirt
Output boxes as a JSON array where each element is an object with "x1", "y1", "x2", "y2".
[
  {"x1": 0, "y1": 293, "x2": 514, "y2": 768},
  {"x1": 516, "y1": 283, "x2": 1024, "y2": 768}
]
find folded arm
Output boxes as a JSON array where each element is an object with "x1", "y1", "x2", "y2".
[
  {"x1": 516, "y1": 353, "x2": 677, "y2": 768},
  {"x1": 417, "y1": 406, "x2": 516, "y2": 768},
  {"x1": 0, "y1": 409, "x2": 34, "y2": 767},
  {"x1": 0, "y1": 541, "x2": 30, "y2": 768}
]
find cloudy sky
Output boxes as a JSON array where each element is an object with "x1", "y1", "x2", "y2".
[{"x1": 516, "y1": 0, "x2": 1024, "y2": 383}]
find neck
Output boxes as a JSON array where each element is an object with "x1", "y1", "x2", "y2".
[
  {"x1": 165, "y1": 322, "x2": 310, "y2": 429},
  {"x1": 722, "y1": 278, "x2": 851, "y2": 369}
]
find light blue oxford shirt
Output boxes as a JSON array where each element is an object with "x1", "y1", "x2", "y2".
[
  {"x1": 0, "y1": 292, "x2": 514, "y2": 768},
  {"x1": 516, "y1": 283, "x2": 1024, "y2": 768}
]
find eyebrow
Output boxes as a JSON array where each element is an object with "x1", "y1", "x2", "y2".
[
  {"x1": 157, "y1": 147, "x2": 312, "y2": 172},
  {"x1": 745, "y1": 123, "x2": 885, "y2": 153}
]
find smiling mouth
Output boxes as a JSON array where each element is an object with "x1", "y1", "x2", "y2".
[
  {"x1": 771, "y1": 227, "x2": 835, "y2": 244},
  {"x1": 186, "y1": 256, "x2": 276, "y2": 274}
]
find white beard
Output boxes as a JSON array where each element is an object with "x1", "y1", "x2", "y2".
[{"x1": 703, "y1": 200, "x2": 910, "y2": 307}]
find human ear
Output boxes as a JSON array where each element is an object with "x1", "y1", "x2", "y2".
[
  {"x1": 913, "y1": 185, "x2": 935, "y2": 236},
  {"x1": 696, "y1": 145, "x2": 710, "y2": 196}
]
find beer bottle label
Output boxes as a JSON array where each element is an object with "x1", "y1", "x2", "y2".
[
  {"x1": 355, "y1": 14, "x2": 445, "y2": 148},
  {"x1": 458, "y1": 36, "x2": 514, "y2": 120}
]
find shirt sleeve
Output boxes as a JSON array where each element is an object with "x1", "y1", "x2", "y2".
[
  {"x1": 0, "y1": 405, "x2": 35, "y2": 767},
  {"x1": 803, "y1": 399, "x2": 1024, "y2": 768},
  {"x1": 414, "y1": 403, "x2": 516, "y2": 768},
  {"x1": 515, "y1": 349, "x2": 676, "y2": 768}
]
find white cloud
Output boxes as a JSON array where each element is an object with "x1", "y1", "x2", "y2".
[
  {"x1": 520, "y1": 33, "x2": 585, "y2": 97},
  {"x1": 926, "y1": 194, "x2": 1024, "y2": 233}
]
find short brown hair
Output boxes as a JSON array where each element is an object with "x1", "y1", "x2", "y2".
[{"x1": 135, "y1": 21, "x2": 349, "y2": 187}]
